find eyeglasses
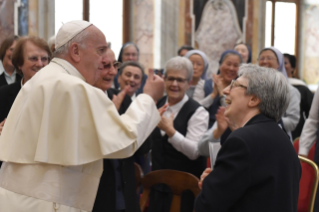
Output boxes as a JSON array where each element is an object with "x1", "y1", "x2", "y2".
[
  {"x1": 230, "y1": 79, "x2": 247, "y2": 91},
  {"x1": 258, "y1": 56, "x2": 276, "y2": 61},
  {"x1": 104, "y1": 61, "x2": 121, "y2": 69},
  {"x1": 27, "y1": 56, "x2": 50, "y2": 63},
  {"x1": 165, "y1": 77, "x2": 188, "y2": 84}
]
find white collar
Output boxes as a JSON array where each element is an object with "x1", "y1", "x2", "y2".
[
  {"x1": 288, "y1": 78, "x2": 307, "y2": 86},
  {"x1": 0, "y1": 60, "x2": 16, "y2": 76},
  {"x1": 0, "y1": 60, "x2": 4, "y2": 75},
  {"x1": 165, "y1": 94, "x2": 189, "y2": 114}
]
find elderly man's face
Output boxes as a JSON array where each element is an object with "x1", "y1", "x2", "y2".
[
  {"x1": 118, "y1": 65, "x2": 143, "y2": 97},
  {"x1": 20, "y1": 41, "x2": 49, "y2": 83},
  {"x1": 165, "y1": 69, "x2": 190, "y2": 105},
  {"x1": 94, "y1": 49, "x2": 118, "y2": 91},
  {"x1": 79, "y1": 26, "x2": 108, "y2": 85},
  {"x1": 223, "y1": 77, "x2": 250, "y2": 123}
]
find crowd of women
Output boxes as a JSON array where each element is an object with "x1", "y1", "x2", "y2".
[{"x1": 0, "y1": 33, "x2": 316, "y2": 212}]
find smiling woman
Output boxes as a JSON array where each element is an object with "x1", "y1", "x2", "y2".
[
  {"x1": 0, "y1": 36, "x2": 51, "y2": 139},
  {"x1": 147, "y1": 56, "x2": 208, "y2": 211},
  {"x1": 195, "y1": 64, "x2": 300, "y2": 212},
  {"x1": 117, "y1": 61, "x2": 145, "y2": 99},
  {"x1": 11, "y1": 36, "x2": 51, "y2": 85},
  {"x1": 206, "y1": 50, "x2": 242, "y2": 127},
  {"x1": 258, "y1": 47, "x2": 300, "y2": 140}
]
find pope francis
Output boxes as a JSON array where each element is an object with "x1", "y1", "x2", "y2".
[{"x1": 0, "y1": 20, "x2": 164, "y2": 212}]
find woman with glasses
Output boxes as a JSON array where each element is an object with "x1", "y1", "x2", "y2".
[
  {"x1": 147, "y1": 56, "x2": 208, "y2": 212},
  {"x1": 258, "y1": 47, "x2": 300, "y2": 140},
  {"x1": 0, "y1": 36, "x2": 51, "y2": 166},
  {"x1": 93, "y1": 48, "x2": 144, "y2": 212}
]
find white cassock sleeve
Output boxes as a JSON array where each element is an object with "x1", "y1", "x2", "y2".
[{"x1": 0, "y1": 62, "x2": 160, "y2": 165}]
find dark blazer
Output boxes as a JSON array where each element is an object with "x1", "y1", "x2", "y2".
[
  {"x1": 0, "y1": 73, "x2": 22, "y2": 88},
  {"x1": 195, "y1": 114, "x2": 301, "y2": 212},
  {"x1": 292, "y1": 85, "x2": 314, "y2": 139},
  {"x1": 0, "y1": 82, "x2": 22, "y2": 168},
  {"x1": 0, "y1": 82, "x2": 21, "y2": 122},
  {"x1": 93, "y1": 88, "x2": 143, "y2": 212}
]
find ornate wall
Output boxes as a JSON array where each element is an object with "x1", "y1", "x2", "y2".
[
  {"x1": 302, "y1": 3, "x2": 319, "y2": 86},
  {"x1": 195, "y1": 0, "x2": 243, "y2": 77},
  {"x1": 0, "y1": 0, "x2": 15, "y2": 44},
  {"x1": 132, "y1": 0, "x2": 154, "y2": 73}
]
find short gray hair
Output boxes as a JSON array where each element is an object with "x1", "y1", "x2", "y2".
[
  {"x1": 238, "y1": 64, "x2": 289, "y2": 122},
  {"x1": 53, "y1": 29, "x2": 90, "y2": 57},
  {"x1": 164, "y1": 56, "x2": 193, "y2": 81}
]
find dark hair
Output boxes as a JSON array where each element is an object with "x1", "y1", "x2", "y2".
[
  {"x1": 12, "y1": 36, "x2": 52, "y2": 75},
  {"x1": 283, "y1": 53, "x2": 296, "y2": 69},
  {"x1": 177, "y1": 45, "x2": 194, "y2": 55},
  {"x1": 0, "y1": 35, "x2": 19, "y2": 61},
  {"x1": 118, "y1": 61, "x2": 145, "y2": 80}
]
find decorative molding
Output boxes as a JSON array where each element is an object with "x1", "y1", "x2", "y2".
[{"x1": 195, "y1": 0, "x2": 243, "y2": 77}]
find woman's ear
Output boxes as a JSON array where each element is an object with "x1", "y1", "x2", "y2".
[{"x1": 248, "y1": 95, "x2": 261, "y2": 108}]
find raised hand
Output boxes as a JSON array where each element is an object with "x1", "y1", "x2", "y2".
[
  {"x1": 143, "y1": 69, "x2": 165, "y2": 102},
  {"x1": 112, "y1": 86, "x2": 129, "y2": 111},
  {"x1": 216, "y1": 107, "x2": 228, "y2": 132},
  {"x1": 157, "y1": 113, "x2": 176, "y2": 137},
  {"x1": 213, "y1": 74, "x2": 229, "y2": 96}
]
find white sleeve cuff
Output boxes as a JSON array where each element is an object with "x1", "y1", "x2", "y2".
[
  {"x1": 168, "y1": 131, "x2": 184, "y2": 145},
  {"x1": 299, "y1": 147, "x2": 310, "y2": 156}
]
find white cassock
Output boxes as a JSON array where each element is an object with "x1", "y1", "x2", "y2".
[{"x1": 0, "y1": 58, "x2": 160, "y2": 212}]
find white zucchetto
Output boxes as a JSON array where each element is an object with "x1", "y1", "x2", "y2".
[{"x1": 55, "y1": 20, "x2": 92, "y2": 49}]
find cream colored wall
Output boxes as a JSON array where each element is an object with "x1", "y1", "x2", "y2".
[{"x1": 28, "y1": 0, "x2": 54, "y2": 41}]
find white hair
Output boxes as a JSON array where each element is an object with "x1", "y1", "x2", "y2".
[
  {"x1": 238, "y1": 64, "x2": 290, "y2": 122},
  {"x1": 164, "y1": 56, "x2": 193, "y2": 81}
]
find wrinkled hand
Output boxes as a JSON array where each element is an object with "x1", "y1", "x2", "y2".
[
  {"x1": 143, "y1": 69, "x2": 165, "y2": 102},
  {"x1": 213, "y1": 107, "x2": 228, "y2": 139},
  {"x1": 216, "y1": 107, "x2": 228, "y2": 132},
  {"x1": 157, "y1": 113, "x2": 176, "y2": 137},
  {"x1": 199, "y1": 168, "x2": 212, "y2": 189},
  {"x1": 0, "y1": 119, "x2": 6, "y2": 135},
  {"x1": 112, "y1": 86, "x2": 129, "y2": 111}
]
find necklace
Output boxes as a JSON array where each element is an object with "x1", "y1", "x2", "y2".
[{"x1": 51, "y1": 60, "x2": 71, "y2": 75}]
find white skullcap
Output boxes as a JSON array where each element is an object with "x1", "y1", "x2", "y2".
[{"x1": 55, "y1": 20, "x2": 92, "y2": 50}]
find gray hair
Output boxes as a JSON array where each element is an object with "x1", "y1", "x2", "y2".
[
  {"x1": 53, "y1": 29, "x2": 90, "y2": 57},
  {"x1": 238, "y1": 64, "x2": 290, "y2": 122},
  {"x1": 164, "y1": 56, "x2": 193, "y2": 81},
  {"x1": 119, "y1": 61, "x2": 145, "y2": 80}
]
